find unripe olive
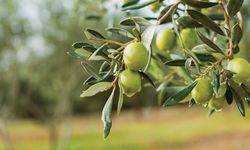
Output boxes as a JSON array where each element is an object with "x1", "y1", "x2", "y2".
[
  {"x1": 227, "y1": 58, "x2": 250, "y2": 83},
  {"x1": 208, "y1": 96, "x2": 225, "y2": 110},
  {"x1": 123, "y1": 42, "x2": 148, "y2": 71},
  {"x1": 119, "y1": 69, "x2": 141, "y2": 97},
  {"x1": 149, "y1": 2, "x2": 161, "y2": 12},
  {"x1": 156, "y1": 29, "x2": 176, "y2": 51},
  {"x1": 191, "y1": 78, "x2": 213, "y2": 104},
  {"x1": 177, "y1": 28, "x2": 198, "y2": 50}
]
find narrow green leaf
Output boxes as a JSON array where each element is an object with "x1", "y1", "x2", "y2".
[
  {"x1": 141, "y1": 26, "x2": 156, "y2": 72},
  {"x1": 165, "y1": 59, "x2": 195, "y2": 66},
  {"x1": 195, "y1": 53, "x2": 216, "y2": 62},
  {"x1": 187, "y1": 10, "x2": 225, "y2": 36},
  {"x1": 67, "y1": 51, "x2": 83, "y2": 59},
  {"x1": 81, "y1": 61, "x2": 102, "y2": 80},
  {"x1": 122, "y1": 0, "x2": 140, "y2": 8},
  {"x1": 102, "y1": 87, "x2": 115, "y2": 139},
  {"x1": 72, "y1": 42, "x2": 91, "y2": 49},
  {"x1": 196, "y1": 31, "x2": 224, "y2": 54},
  {"x1": 177, "y1": 16, "x2": 202, "y2": 28},
  {"x1": 142, "y1": 25, "x2": 156, "y2": 50},
  {"x1": 84, "y1": 28, "x2": 105, "y2": 40},
  {"x1": 232, "y1": 23, "x2": 243, "y2": 47},
  {"x1": 75, "y1": 48, "x2": 92, "y2": 58},
  {"x1": 163, "y1": 81, "x2": 198, "y2": 106},
  {"x1": 227, "y1": 0, "x2": 244, "y2": 17},
  {"x1": 138, "y1": 71, "x2": 155, "y2": 88},
  {"x1": 80, "y1": 82, "x2": 112, "y2": 98},
  {"x1": 122, "y1": 0, "x2": 157, "y2": 11},
  {"x1": 212, "y1": 69, "x2": 220, "y2": 94},
  {"x1": 225, "y1": 84, "x2": 233, "y2": 105},
  {"x1": 117, "y1": 86, "x2": 124, "y2": 116},
  {"x1": 157, "y1": 3, "x2": 178, "y2": 25},
  {"x1": 106, "y1": 27, "x2": 134, "y2": 39},
  {"x1": 192, "y1": 44, "x2": 215, "y2": 54},
  {"x1": 88, "y1": 44, "x2": 108, "y2": 61},
  {"x1": 120, "y1": 17, "x2": 152, "y2": 26},
  {"x1": 182, "y1": 0, "x2": 218, "y2": 8},
  {"x1": 231, "y1": 87, "x2": 245, "y2": 117}
]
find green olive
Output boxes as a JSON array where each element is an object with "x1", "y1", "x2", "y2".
[
  {"x1": 191, "y1": 78, "x2": 213, "y2": 104},
  {"x1": 156, "y1": 29, "x2": 176, "y2": 51},
  {"x1": 227, "y1": 58, "x2": 250, "y2": 83},
  {"x1": 177, "y1": 28, "x2": 198, "y2": 50},
  {"x1": 123, "y1": 42, "x2": 148, "y2": 71},
  {"x1": 149, "y1": 2, "x2": 161, "y2": 12},
  {"x1": 119, "y1": 69, "x2": 141, "y2": 97},
  {"x1": 208, "y1": 96, "x2": 225, "y2": 110}
]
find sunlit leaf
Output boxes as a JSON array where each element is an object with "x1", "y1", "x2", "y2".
[
  {"x1": 122, "y1": 0, "x2": 158, "y2": 11},
  {"x1": 182, "y1": 0, "x2": 218, "y2": 8},
  {"x1": 81, "y1": 61, "x2": 103, "y2": 80},
  {"x1": 163, "y1": 81, "x2": 198, "y2": 106},
  {"x1": 187, "y1": 10, "x2": 225, "y2": 36},
  {"x1": 84, "y1": 28, "x2": 105, "y2": 41},
  {"x1": 102, "y1": 87, "x2": 115, "y2": 139},
  {"x1": 231, "y1": 87, "x2": 245, "y2": 117},
  {"x1": 120, "y1": 17, "x2": 152, "y2": 26},
  {"x1": 80, "y1": 82, "x2": 112, "y2": 98},
  {"x1": 106, "y1": 27, "x2": 134, "y2": 39},
  {"x1": 196, "y1": 31, "x2": 224, "y2": 54}
]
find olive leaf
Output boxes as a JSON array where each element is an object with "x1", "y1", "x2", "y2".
[
  {"x1": 106, "y1": 27, "x2": 134, "y2": 39},
  {"x1": 157, "y1": 5, "x2": 173, "y2": 23},
  {"x1": 88, "y1": 44, "x2": 108, "y2": 61},
  {"x1": 81, "y1": 61, "x2": 103, "y2": 80},
  {"x1": 177, "y1": 16, "x2": 202, "y2": 28},
  {"x1": 232, "y1": 23, "x2": 243, "y2": 47},
  {"x1": 192, "y1": 44, "x2": 215, "y2": 54},
  {"x1": 187, "y1": 10, "x2": 225, "y2": 36},
  {"x1": 163, "y1": 81, "x2": 198, "y2": 106},
  {"x1": 122, "y1": 0, "x2": 140, "y2": 8},
  {"x1": 72, "y1": 42, "x2": 91, "y2": 49},
  {"x1": 84, "y1": 28, "x2": 105, "y2": 41},
  {"x1": 120, "y1": 17, "x2": 152, "y2": 26},
  {"x1": 102, "y1": 87, "x2": 116, "y2": 139},
  {"x1": 227, "y1": 0, "x2": 244, "y2": 17},
  {"x1": 75, "y1": 48, "x2": 92, "y2": 58},
  {"x1": 141, "y1": 26, "x2": 156, "y2": 72},
  {"x1": 117, "y1": 83, "x2": 124, "y2": 116},
  {"x1": 165, "y1": 59, "x2": 195, "y2": 66},
  {"x1": 212, "y1": 69, "x2": 220, "y2": 95},
  {"x1": 67, "y1": 51, "x2": 84, "y2": 59},
  {"x1": 142, "y1": 25, "x2": 156, "y2": 50},
  {"x1": 157, "y1": 3, "x2": 179, "y2": 25},
  {"x1": 138, "y1": 71, "x2": 155, "y2": 88},
  {"x1": 231, "y1": 87, "x2": 245, "y2": 117},
  {"x1": 80, "y1": 82, "x2": 113, "y2": 98},
  {"x1": 122, "y1": 0, "x2": 158, "y2": 11},
  {"x1": 182, "y1": 0, "x2": 218, "y2": 8},
  {"x1": 196, "y1": 31, "x2": 224, "y2": 54},
  {"x1": 225, "y1": 84, "x2": 233, "y2": 105}
]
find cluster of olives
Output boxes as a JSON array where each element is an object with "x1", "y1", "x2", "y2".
[
  {"x1": 191, "y1": 58, "x2": 250, "y2": 110},
  {"x1": 156, "y1": 28, "x2": 198, "y2": 52},
  {"x1": 119, "y1": 42, "x2": 149, "y2": 97}
]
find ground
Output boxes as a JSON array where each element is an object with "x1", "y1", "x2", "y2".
[{"x1": 1, "y1": 105, "x2": 250, "y2": 150}]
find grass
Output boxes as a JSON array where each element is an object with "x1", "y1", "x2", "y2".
[{"x1": 1, "y1": 106, "x2": 250, "y2": 150}]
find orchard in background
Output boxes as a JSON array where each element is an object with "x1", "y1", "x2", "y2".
[{"x1": 68, "y1": 0, "x2": 250, "y2": 139}]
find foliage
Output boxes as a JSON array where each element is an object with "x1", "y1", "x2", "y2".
[{"x1": 68, "y1": 0, "x2": 250, "y2": 138}]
